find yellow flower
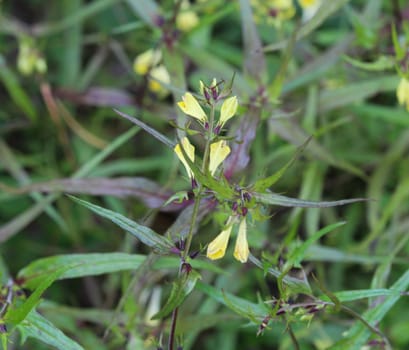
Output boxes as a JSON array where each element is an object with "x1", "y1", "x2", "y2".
[
  {"x1": 176, "y1": 11, "x2": 199, "y2": 32},
  {"x1": 207, "y1": 217, "x2": 250, "y2": 263},
  {"x1": 208, "y1": 140, "x2": 231, "y2": 176},
  {"x1": 148, "y1": 65, "x2": 170, "y2": 96},
  {"x1": 397, "y1": 77, "x2": 409, "y2": 112},
  {"x1": 207, "y1": 225, "x2": 232, "y2": 260},
  {"x1": 177, "y1": 92, "x2": 207, "y2": 123},
  {"x1": 17, "y1": 41, "x2": 47, "y2": 76},
  {"x1": 233, "y1": 218, "x2": 249, "y2": 263},
  {"x1": 174, "y1": 137, "x2": 195, "y2": 179},
  {"x1": 133, "y1": 49, "x2": 162, "y2": 75},
  {"x1": 218, "y1": 96, "x2": 238, "y2": 127}
]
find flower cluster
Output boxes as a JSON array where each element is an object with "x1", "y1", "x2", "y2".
[
  {"x1": 174, "y1": 81, "x2": 250, "y2": 263},
  {"x1": 133, "y1": 49, "x2": 170, "y2": 97},
  {"x1": 174, "y1": 81, "x2": 238, "y2": 181},
  {"x1": 17, "y1": 37, "x2": 47, "y2": 76},
  {"x1": 206, "y1": 215, "x2": 250, "y2": 263}
]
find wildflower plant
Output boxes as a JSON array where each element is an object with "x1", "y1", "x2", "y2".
[{"x1": 2, "y1": 2, "x2": 409, "y2": 350}]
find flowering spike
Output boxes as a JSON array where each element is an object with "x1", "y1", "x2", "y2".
[
  {"x1": 219, "y1": 96, "x2": 238, "y2": 127},
  {"x1": 177, "y1": 93, "x2": 207, "y2": 123},
  {"x1": 206, "y1": 225, "x2": 232, "y2": 260},
  {"x1": 233, "y1": 219, "x2": 249, "y2": 263},
  {"x1": 208, "y1": 140, "x2": 231, "y2": 176},
  {"x1": 174, "y1": 137, "x2": 195, "y2": 179}
]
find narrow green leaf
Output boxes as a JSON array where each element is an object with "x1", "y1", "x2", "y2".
[
  {"x1": 343, "y1": 55, "x2": 395, "y2": 71},
  {"x1": 319, "y1": 75, "x2": 399, "y2": 113},
  {"x1": 329, "y1": 270, "x2": 409, "y2": 349},
  {"x1": 349, "y1": 104, "x2": 409, "y2": 127},
  {"x1": 18, "y1": 253, "x2": 147, "y2": 290},
  {"x1": 253, "y1": 192, "x2": 367, "y2": 208},
  {"x1": 253, "y1": 137, "x2": 311, "y2": 192},
  {"x1": 153, "y1": 257, "x2": 227, "y2": 275},
  {"x1": 322, "y1": 289, "x2": 404, "y2": 303},
  {"x1": 391, "y1": 24, "x2": 405, "y2": 61},
  {"x1": 152, "y1": 270, "x2": 201, "y2": 320},
  {"x1": 7, "y1": 265, "x2": 72, "y2": 325},
  {"x1": 0, "y1": 333, "x2": 7, "y2": 350},
  {"x1": 68, "y1": 196, "x2": 173, "y2": 252},
  {"x1": 285, "y1": 222, "x2": 346, "y2": 269},
  {"x1": 114, "y1": 109, "x2": 175, "y2": 149},
  {"x1": 0, "y1": 55, "x2": 37, "y2": 122},
  {"x1": 18, "y1": 310, "x2": 84, "y2": 350},
  {"x1": 196, "y1": 281, "x2": 266, "y2": 321},
  {"x1": 268, "y1": 24, "x2": 298, "y2": 103}
]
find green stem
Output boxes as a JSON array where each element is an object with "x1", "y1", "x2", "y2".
[
  {"x1": 182, "y1": 103, "x2": 215, "y2": 260},
  {"x1": 168, "y1": 103, "x2": 216, "y2": 349}
]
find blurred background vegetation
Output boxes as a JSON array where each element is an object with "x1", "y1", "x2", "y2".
[{"x1": 1, "y1": 0, "x2": 409, "y2": 349}]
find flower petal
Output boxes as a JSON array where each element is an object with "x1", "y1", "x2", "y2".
[
  {"x1": 208, "y1": 140, "x2": 231, "y2": 176},
  {"x1": 133, "y1": 49, "x2": 162, "y2": 75},
  {"x1": 177, "y1": 92, "x2": 207, "y2": 123},
  {"x1": 397, "y1": 78, "x2": 409, "y2": 111},
  {"x1": 233, "y1": 219, "x2": 249, "y2": 263},
  {"x1": 219, "y1": 96, "x2": 238, "y2": 126},
  {"x1": 207, "y1": 225, "x2": 232, "y2": 260},
  {"x1": 148, "y1": 65, "x2": 170, "y2": 96},
  {"x1": 174, "y1": 137, "x2": 195, "y2": 179}
]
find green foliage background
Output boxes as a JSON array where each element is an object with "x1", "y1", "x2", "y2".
[{"x1": 0, "y1": 0, "x2": 409, "y2": 349}]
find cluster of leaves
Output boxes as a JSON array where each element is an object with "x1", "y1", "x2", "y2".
[{"x1": 1, "y1": 0, "x2": 409, "y2": 349}]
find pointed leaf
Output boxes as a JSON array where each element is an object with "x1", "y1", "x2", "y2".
[
  {"x1": 152, "y1": 270, "x2": 201, "y2": 320},
  {"x1": 253, "y1": 192, "x2": 367, "y2": 208},
  {"x1": 18, "y1": 310, "x2": 84, "y2": 350},
  {"x1": 196, "y1": 281, "x2": 266, "y2": 321},
  {"x1": 329, "y1": 270, "x2": 409, "y2": 349},
  {"x1": 7, "y1": 265, "x2": 72, "y2": 325},
  {"x1": 285, "y1": 222, "x2": 346, "y2": 270},
  {"x1": 253, "y1": 137, "x2": 311, "y2": 192},
  {"x1": 114, "y1": 109, "x2": 175, "y2": 149},
  {"x1": 68, "y1": 196, "x2": 173, "y2": 253},
  {"x1": 343, "y1": 55, "x2": 395, "y2": 71},
  {"x1": 321, "y1": 289, "x2": 405, "y2": 303},
  {"x1": 18, "y1": 253, "x2": 147, "y2": 290}
]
